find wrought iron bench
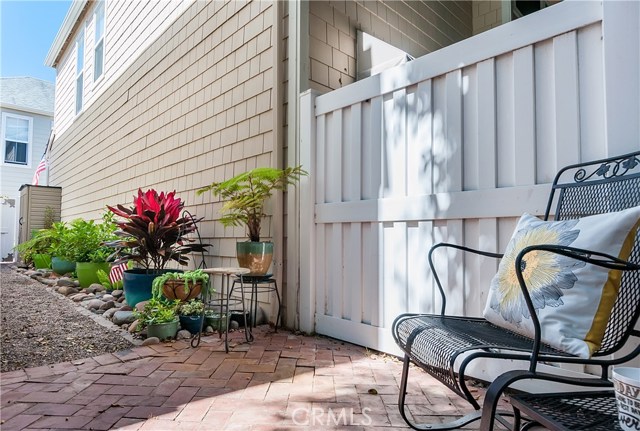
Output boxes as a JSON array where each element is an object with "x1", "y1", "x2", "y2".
[{"x1": 392, "y1": 151, "x2": 640, "y2": 431}]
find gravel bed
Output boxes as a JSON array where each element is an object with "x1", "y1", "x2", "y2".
[{"x1": 1, "y1": 265, "x2": 135, "y2": 373}]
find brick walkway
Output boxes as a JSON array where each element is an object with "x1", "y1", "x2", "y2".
[{"x1": 0, "y1": 326, "x2": 505, "y2": 430}]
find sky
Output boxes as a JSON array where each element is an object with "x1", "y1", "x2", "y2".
[{"x1": 0, "y1": 0, "x2": 72, "y2": 83}]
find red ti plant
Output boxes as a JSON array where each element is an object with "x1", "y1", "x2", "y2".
[{"x1": 106, "y1": 189, "x2": 208, "y2": 270}]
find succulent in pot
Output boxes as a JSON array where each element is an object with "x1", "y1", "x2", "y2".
[
  {"x1": 151, "y1": 269, "x2": 209, "y2": 302},
  {"x1": 133, "y1": 298, "x2": 180, "y2": 340},
  {"x1": 197, "y1": 166, "x2": 306, "y2": 274},
  {"x1": 106, "y1": 189, "x2": 209, "y2": 307}
]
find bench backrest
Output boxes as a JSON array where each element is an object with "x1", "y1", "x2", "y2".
[{"x1": 545, "y1": 151, "x2": 640, "y2": 357}]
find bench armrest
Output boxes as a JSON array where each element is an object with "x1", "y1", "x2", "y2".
[
  {"x1": 429, "y1": 242, "x2": 503, "y2": 315},
  {"x1": 515, "y1": 244, "x2": 640, "y2": 369}
]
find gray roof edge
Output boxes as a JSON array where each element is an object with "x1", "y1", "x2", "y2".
[{"x1": 45, "y1": 0, "x2": 88, "y2": 67}]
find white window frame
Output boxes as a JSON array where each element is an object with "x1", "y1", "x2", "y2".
[
  {"x1": 1, "y1": 112, "x2": 33, "y2": 169},
  {"x1": 75, "y1": 28, "x2": 85, "y2": 115},
  {"x1": 94, "y1": 0, "x2": 105, "y2": 82}
]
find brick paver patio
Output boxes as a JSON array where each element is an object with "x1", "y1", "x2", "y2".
[{"x1": 1, "y1": 326, "x2": 507, "y2": 430}]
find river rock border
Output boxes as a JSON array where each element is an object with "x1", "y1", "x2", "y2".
[{"x1": 13, "y1": 267, "x2": 215, "y2": 346}]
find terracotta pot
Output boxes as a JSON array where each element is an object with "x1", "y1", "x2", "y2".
[{"x1": 161, "y1": 279, "x2": 202, "y2": 301}]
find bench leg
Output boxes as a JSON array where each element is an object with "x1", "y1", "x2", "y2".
[{"x1": 398, "y1": 355, "x2": 485, "y2": 430}]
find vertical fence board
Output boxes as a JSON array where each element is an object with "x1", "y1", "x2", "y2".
[
  {"x1": 534, "y1": 40, "x2": 558, "y2": 182},
  {"x1": 349, "y1": 104, "x2": 362, "y2": 201},
  {"x1": 553, "y1": 31, "x2": 581, "y2": 169},
  {"x1": 348, "y1": 222, "x2": 363, "y2": 323},
  {"x1": 513, "y1": 45, "x2": 536, "y2": 185},
  {"x1": 496, "y1": 54, "x2": 516, "y2": 187},
  {"x1": 445, "y1": 71, "x2": 463, "y2": 193},
  {"x1": 577, "y1": 23, "x2": 605, "y2": 162},
  {"x1": 316, "y1": 115, "x2": 326, "y2": 203},
  {"x1": 326, "y1": 111, "x2": 343, "y2": 203},
  {"x1": 477, "y1": 59, "x2": 497, "y2": 190},
  {"x1": 463, "y1": 65, "x2": 479, "y2": 191}
]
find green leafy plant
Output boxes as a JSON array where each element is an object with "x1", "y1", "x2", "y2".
[
  {"x1": 151, "y1": 269, "x2": 209, "y2": 300},
  {"x1": 43, "y1": 206, "x2": 57, "y2": 229},
  {"x1": 197, "y1": 166, "x2": 307, "y2": 242},
  {"x1": 107, "y1": 189, "x2": 209, "y2": 270},
  {"x1": 96, "y1": 269, "x2": 124, "y2": 291},
  {"x1": 15, "y1": 221, "x2": 67, "y2": 264},
  {"x1": 179, "y1": 299, "x2": 204, "y2": 316},
  {"x1": 54, "y1": 212, "x2": 117, "y2": 263},
  {"x1": 133, "y1": 298, "x2": 179, "y2": 329}
]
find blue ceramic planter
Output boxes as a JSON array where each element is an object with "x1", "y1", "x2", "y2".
[{"x1": 122, "y1": 268, "x2": 182, "y2": 307}]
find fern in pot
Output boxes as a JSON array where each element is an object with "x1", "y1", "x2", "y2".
[{"x1": 197, "y1": 166, "x2": 306, "y2": 275}]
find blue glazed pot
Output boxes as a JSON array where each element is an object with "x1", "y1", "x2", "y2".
[
  {"x1": 179, "y1": 314, "x2": 204, "y2": 334},
  {"x1": 122, "y1": 268, "x2": 182, "y2": 307},
  {"x1": 52, "y1": 257, "x2": 76, "y2": 275}
]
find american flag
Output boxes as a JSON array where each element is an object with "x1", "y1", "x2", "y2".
[
  {"x1": 109, "y1": 262, "x2": 128, "y2": 284},
  {"x1": 31, "y1": 155, "x2": 47, "y2": 185}
]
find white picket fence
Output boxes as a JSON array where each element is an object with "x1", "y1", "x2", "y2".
[{"x1": 297, "y1": 1, "x2": 639, "y2": 359}]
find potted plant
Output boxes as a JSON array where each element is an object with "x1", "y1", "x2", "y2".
[
  {"x1": 197, "y1": 166, "x2": 306, "y2": 275},
  {"x1": 133, "y1": 298, "x2": 180, "y2": 340},
  {"x1": 15, "y1": 229, "x2": 53, "y2": 269},
  {"x1": 67, "y1": 212, "x2": 118, "y2": 288},
  {"x1": 48, "y1": 222, "x2": 76, "y2": 275},
  {"x1": 178, "y1": 299, "x2": 205, "y2": 334},
  {"x1": 106, "y1": 189, "x2": 209, "y2": 307},
  {"x1": 151, "y1": 269, "x2": 209, "y2": 302}
]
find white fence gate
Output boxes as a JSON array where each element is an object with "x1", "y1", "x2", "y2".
[{"x1": 298, "y1": 1, "x2": 640, "y2": 358}]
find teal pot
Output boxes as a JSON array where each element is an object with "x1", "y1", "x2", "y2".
[
  {"x1": 146, "y1": 319, "x2": 179, "y2": 340},
  {"x1": 33, "y1": 254, "x2": 52, "y2": 270},
  {"x1": 205, "y1": 311, "x2": 230, "y2": 331},
  {"x1": 236, "y1": 241, "x2": 273, "y2": 275},
  {"x1": 122, "y1": 268, "x2": 182, "y2": 307},
  {"x1": 52, "y1": 257, "x2": 76, "y2": 275},
  {"x1": 76, "y1": 262, "x2": 111, "y2": 288},
  {"x1": 179, "y1": 314, "x2": 204, "y2": 334}
]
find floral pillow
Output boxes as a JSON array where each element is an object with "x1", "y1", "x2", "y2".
[{"x1": 483, "y1": 206, "x2": 640, "y2": 358}]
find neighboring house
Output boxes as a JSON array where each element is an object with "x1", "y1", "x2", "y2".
[
  {"x1": 45, "y1": 0, "x2": 639, "y2": 378},
  {"x1": 0, "y1": 77, "x2": 55, "y2": 261}
]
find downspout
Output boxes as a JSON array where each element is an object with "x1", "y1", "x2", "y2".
[
  {"x1": 286, "y1": 0, "x2": 309, "y2": 330},
  {"x1": 272, "y1": 0, "x2": 284, "y2": 324}
]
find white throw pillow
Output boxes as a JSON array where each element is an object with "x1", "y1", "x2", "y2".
[{"x1": 483, "y1": 206, "x2": 640, "y2": 358}]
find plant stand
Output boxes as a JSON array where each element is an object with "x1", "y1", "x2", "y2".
[
  {"x1": 191, "y1": 267, "x2": 251, "y2": 352},
  {"x1": 231, "y1": 275, "x2": 281, "y2": 332}
]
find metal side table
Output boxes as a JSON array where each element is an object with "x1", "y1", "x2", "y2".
[
  {"x1": 191, "y1": 267, "x2": 250, "y2": 352},
  {"x1": 231, "y1": 275, "x2": 281, "y2": 339}
]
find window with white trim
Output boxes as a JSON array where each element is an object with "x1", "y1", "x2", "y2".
[
  {"x1": 94, "y1": 1, "x2": 105, "y2": 80},
  {"x1": 76, "y1": 29, "x2": 84, "y2": 114},
  {"x1": 2, "y1": 113, "x2": 32, "y2": 166}
]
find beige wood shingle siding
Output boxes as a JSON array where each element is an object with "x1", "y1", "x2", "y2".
[
  {"x1": 54, "y1": 0, "x2": 196, "y2": 138},
  {"x1": 51, "y1": 0, "x2": 276, "y2": 267},
  {"x1": 308, "y1": 0, "x2": 473, "y2": 93}
]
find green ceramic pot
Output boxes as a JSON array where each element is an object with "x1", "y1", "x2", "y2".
[
  {"x1": 33, "y1": 254, "x2": 52, "y2": 269},
  {"x1": 52, "y1": 257, "x2": 76, "y2": 275},
  {"x1": 179, "y1": 315, "x2": 204, "y2": 334},
  {"x1": 236, "y1": 241, "x2": 273, "y2": 275},
  {"x1": 146, "y1": 319, "x2": 179, "y2": 340},
  {"x1": 205, "y1": 311, "x2": 230, "y2": 331},
  {"x1": 76, "y1": 262, "x2": 111, "y2": 288}
]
